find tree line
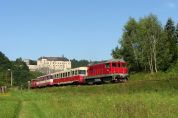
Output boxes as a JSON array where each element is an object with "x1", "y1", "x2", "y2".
[
  {"x1": 2, "y1": 14, "x2": 177, "y2": 86},
  {"x1": 0, "y1": 52, "x2": 43, "y2": 87},
  {"x1": 112, "y1": 14, "x2": 178, "y2": 73},
  {"x1": 71, "y1": 59, "x2": 104, "y2": 68}
]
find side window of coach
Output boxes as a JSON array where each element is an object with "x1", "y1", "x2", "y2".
[
  {"x1": 68, "y1": 72, "x2": 70, "y2": 77},
  {"x1": 75, "y1": 70, "x2": 78, "y2": 75},
  {"x1": 72, "y1": 71, "x2": 75, "y2": 75},
  {"x1": 79, "y1": 70, "x2": 86, "y2": 75}
]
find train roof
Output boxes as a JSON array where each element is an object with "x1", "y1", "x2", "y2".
[
  {"x1": 51, "y1": 67, "x2": 87, "y2": 75},
  {"x1": 88, "y1": 59, "x2": 126, "y2": 66},
  {"x1": 107, "y1": 59, "x2": 126, "y2": 63}
]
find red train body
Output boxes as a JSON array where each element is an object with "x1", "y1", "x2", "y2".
[
  {"x1": 85, "y1": 59, "x2": 128, "y2": 84},
  {"x1": 30, "y1": 59, "x2": 128, "y2": 88}
]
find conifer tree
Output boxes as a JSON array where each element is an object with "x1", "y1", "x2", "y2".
[
  {"x1": 164, "y1": 18, "x2": 177, "y2": 63},
  {"x1": 12, "y1": 58, "x2": 30, "y2": 86},
  {"x1": 175, "y1": 23, "x2": 178, "y2": 42}
]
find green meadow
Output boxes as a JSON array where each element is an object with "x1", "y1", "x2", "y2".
[{"x1": 1, "y1": 74, "x2": 178, "y2": 118}]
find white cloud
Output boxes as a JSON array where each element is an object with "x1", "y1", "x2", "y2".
[{"x1": 166, "y1": 2, "x2": 176, "y2": 9}]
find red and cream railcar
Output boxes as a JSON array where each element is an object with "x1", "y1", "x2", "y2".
[
  {"x1": 31, "y1": 75, "x2": 53, "y2": 88},
  {"x1": 31, "y1": 74, "x2": 53, "y2": 88},
  {"x1": 30, "y1": 67, "x2": 87, "y2": 88},
  {"x1": 85, "y1": 59, "x2": 128, "y2": 84}
]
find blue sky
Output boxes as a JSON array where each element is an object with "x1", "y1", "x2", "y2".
[{"x1": 0, "y1": 0, "x2": 178, "y2": 61}]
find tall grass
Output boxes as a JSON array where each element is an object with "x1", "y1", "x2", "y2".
[
  {"x1": 1, "y1": 76, "x2": 178, "y2": 118},
  {"x1": 130, "y1": 71, "x2": 178, "y2": 81}
]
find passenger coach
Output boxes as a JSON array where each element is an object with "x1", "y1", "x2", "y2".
[{"x1": 31, "y1": 67, "x2": 87, "y2": 88}]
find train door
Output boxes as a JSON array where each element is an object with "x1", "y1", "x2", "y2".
[
  {"x1": 111, "y1": 62, "x2": 118, "y2": 74},
  {"x1": 105, "y1": 63, "x2": 111, "y2": 74}
]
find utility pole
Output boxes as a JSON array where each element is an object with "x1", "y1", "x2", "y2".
[
  {"x1": 8, "y1": 69, "x2": 13, "y2": 86},
  {"x1": 10, "y1": 71, "x2": 13, "y2": 86}
]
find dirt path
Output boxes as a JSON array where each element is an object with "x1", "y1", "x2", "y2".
[{"x1": 17, "y1": 101, "x2": 46, "y2": 118}]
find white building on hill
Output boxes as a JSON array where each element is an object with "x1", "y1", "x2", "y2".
[{"x1": 37, "y1": 56, "x2": 71, "y2": 73}]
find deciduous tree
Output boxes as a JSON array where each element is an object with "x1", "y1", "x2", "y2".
[
  {"x1": 0, "y1": 51, "x2": 12, "y2": 86},
  {"x1": 112, "y1": 15, "x2": 177, "y2": 73}
]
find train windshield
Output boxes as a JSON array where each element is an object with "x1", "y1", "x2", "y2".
[
  {"x1": 79, "y1": 70, "x2": 86, "y2": 75},
  {"x1": 121, "y1": 63, "x2": 127, "y2": 68},
  {"x1": 112, "y1": 63, "x2": 117, "y2": 67}
]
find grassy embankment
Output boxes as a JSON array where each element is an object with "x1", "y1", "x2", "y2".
[{"x1": 1, "y1": 73, "x2": 178, "y2": 118}]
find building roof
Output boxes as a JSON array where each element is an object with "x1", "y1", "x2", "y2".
[{"x1": 38, "y1": 57, "x2": 69, "y2": 61}]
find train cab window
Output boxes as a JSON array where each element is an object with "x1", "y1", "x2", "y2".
[
  {"x1": 122, "y1": 63, "x2": 127, "y2": 68},
  {"x1": 112, "y1": 63, "x2": 117, "y2": 67},
  {"x1": 63, "y1": 73, "x2": 65, "y2": 78},
  {"x1": 118, "y1": 63, "x2": 122, "y2": 68},
  {"x1": 105, "y1": 63, "x2": 110, "y2": 68},
  {"x1": 79, "y1": 70, "x2": 86, "y2": 75}
]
